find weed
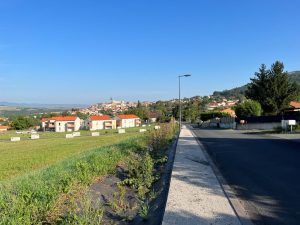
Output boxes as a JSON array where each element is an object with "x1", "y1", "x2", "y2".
[
  {"x1": 57, "y1": 194, "x2": 104, "y2": 225},
  {"x1": 108, "y1": 183, "x2": 132, "y2": 220},
  {"x1": 138, "y1": 200, "x2": 150, "y2": 220}
]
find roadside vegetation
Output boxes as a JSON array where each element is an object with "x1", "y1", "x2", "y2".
[
  {"x1": 0, "y1": 122, "x2": 178, "y2": 224},
  {"x1": 235, "y1": 100, "x2": 262, "y2": 118}
]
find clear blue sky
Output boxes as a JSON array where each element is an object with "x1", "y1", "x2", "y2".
[{"x1": 1, "y1": 0, "x2": 300, "y2": 104}]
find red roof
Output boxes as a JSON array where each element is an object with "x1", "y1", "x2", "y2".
[
  {"x1": 41, "y1": 116, "x2": 78, "y2": 122},
  {"x1": 90, "y1": 115, "x2": 111, "y2": 121},
  {"x1": 41, "y1": 118, "x2": 49, "y2": 122},
  {"x1": 117, "y1": 114, "x2": 139, "y2": 119},
  {"x1": 290, "y1": 101, "x2": 300, "y2": 109},
  {"x1": 0, "y1": 125, "x2": 8, "y2": 129}
]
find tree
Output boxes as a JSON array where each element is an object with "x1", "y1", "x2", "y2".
[
  {"x1": 235, "y1": 100, "x2": 262, "y2": 118},
  {"x1": 246, "y1": 61, "x2": 299, "y2": 115},
  {"x1": 10, "y1": 116, "x2": 38, "y2": 130},
  {"x1": 183, "y1": 101, "x2": 200, "y2": 123},
  {"x1": 76, "y1": 112, "x2": 88, "y2": 120}
]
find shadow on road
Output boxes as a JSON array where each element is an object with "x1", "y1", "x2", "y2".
[{"x1": 189, "y1": 130, "x2": 300, "y2": 225}]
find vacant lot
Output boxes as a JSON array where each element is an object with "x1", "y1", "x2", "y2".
[{"x1": 0, "y1": 128, "x2": 144, "y2": 180}]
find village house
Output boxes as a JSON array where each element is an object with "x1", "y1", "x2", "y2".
[
  {"x1": 148, "y1": 111, "x2": 160, "y2": 123},
  {"x1": 207, "y1": 102, "x2": 220, "y2": 110},
  {"x1": 220, "y1": 108, "x2": 236, "y2": 117},
  {"x1": 116, "y1": 114, "x2": 141, "y2": 128},
  {"x1": 0, "y1": 125, "x2": 9, "y2": 132},
  {"x1": 41, "y1": 116, "x2": 80, "y2": 132},
  {"x1": 86, "y1": 115, "x2": 116, "y2": 130},
  {"x1": 289, "y1": 101, "x2": 300, "y2": 112}
]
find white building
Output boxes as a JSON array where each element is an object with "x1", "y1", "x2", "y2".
[
  {"x1": 41, "y1": 116, "x2": 81, "y2": 132},
  {"x1": 116, "y1": 114, "x2": 141, "y2": 128},
  {"x1": 86, "y1": 115, "x2": 116, "y2": 130}
]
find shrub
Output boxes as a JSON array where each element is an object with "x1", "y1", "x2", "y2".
[
  {"x1": 123, "y1": 152, "x2": 154, "y2": 199},
  {"x1": 235, "y1": 100, "x2": 262, "y2": 118},
  {"x1": 146, "y1": 123, "x2": 178, "y2": 160}
]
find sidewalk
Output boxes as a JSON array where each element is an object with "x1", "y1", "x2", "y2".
[{"x1": 162, "y1": 125, "x2": 241, "y2": 225}]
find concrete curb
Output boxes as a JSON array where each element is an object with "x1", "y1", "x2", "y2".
[
  {"x1": 163, "y1": 126, "x2": 242, "y2": 225},
  {"x1": 190, "y1": 126, "x2": 255, "y2": 225}
]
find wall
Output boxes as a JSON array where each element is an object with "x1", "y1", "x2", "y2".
[
  {"x1": 121, "y1": 118, "x2": 135, "y2": 128},
  {"x1": 91, "y1": 120, "x2": 104, "y2": 130},
  {"x1": 74, "y1": 118, "x2": 81, "y2": 131},
  {"x1": 55, "y1": 121, "x2": 66, "y2": 132},
  {"x1": 220, "y1": 122, "x2": 236, "y2": 129},
  {"x1": 236, "y1": 122, "x2": 281, "y2": 130}
]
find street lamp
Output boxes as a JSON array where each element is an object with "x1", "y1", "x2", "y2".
[{"x1": 178, "y1": 74, "x2": 191, "y2": 129}]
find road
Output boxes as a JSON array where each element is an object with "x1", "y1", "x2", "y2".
[{"x1": 192, "y1": 128, "x2": 300, "y2": 225}]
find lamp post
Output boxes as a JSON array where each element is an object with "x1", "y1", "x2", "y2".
[{"x1": 178, "y1": 74, "x2": 191, "y2": 129}]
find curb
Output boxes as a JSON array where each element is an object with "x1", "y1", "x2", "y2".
[{"x1": 189, "y1": 126, "x2": 255, "y2": 225}]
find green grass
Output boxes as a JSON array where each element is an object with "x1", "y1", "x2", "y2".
[
  {"x1": 0, "y1": 127, "x2": 150, "y2": 181},
  {"x1": 0, "y1": 137, "x2": 146, "y2": 225},
  {"x1": 0, "y1": 123, "x2": 177, "y2": 225}
]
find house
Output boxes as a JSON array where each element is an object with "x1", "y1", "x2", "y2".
[
  {"x1": 207, "y1": 102, "x2": 219, "y2": 110},
  {"x1": 116, "y1": 114, "x2": 141, "y2": 128},
  {"x1": 220, "y1": 108, "x2": 236, "y2": 117},
  {"x1": 148, "y1": 111, "x2": 160, "y2": 123},
  {"x1": 0, "y1": 125, "x2": 9, "y2": 131},
  {"x1": 86, "y1": 115, "x2": 116, "y2": 130},
  {"x1": 289, "y1": 101, "x2": 300, "y2": 111},
  {"x1": 41, "y1": 116, "x2": 80, "y2": 132}
]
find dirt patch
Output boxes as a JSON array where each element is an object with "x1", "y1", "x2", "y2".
[{"x1": 82, "y1": 137, "x2": 178, "y2": 225}]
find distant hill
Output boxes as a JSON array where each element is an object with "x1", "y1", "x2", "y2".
[
  {"x1": 0, "y1": 102, "x2": 88, "y2": 109},
  {"x1": 213, "y1": 71, "x2": 300, "y2": 98},
  {"x1": 0, "y1": 102, "x2": 89, "y2": 117}
]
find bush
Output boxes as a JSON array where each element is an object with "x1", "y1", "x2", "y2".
[
  {"x1": 146, "y1": 123, "x2": 178, "y2": 160},
  {"x1": 122, "y1": 122, "x2": 178, "y2": 199},
  {"x1": 123, "y1": 152, "x2": 154, "y2": 199},
  {"x1": 235, "y1": 100, "x2": 262, "y2": 118},
  {"x1": 10, "y1": 116, "x2": 39, "y2": 130}
]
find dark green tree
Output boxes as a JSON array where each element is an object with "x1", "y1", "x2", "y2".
[
  {"x1": 10, "y1": 116, "x2": 37, "y2": 130},
  {"x1": 246, "y1": 61, "x2": 299, "y2": 115}
]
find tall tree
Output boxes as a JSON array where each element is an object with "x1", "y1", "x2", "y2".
[{"x1": 246, "y1": 61, "x2": 299, "y2": 115}]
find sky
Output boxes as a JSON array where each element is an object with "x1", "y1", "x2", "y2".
[{"x1": 0, "y1": 0, "x2": 300, "y2": 104}]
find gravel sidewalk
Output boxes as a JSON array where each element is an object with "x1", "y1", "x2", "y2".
[{"x1": 162, "y1": 125, "x2": 241, "y2": 225}]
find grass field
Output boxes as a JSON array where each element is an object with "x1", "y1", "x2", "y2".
[
  {"x1": 0, "y1": 127, "x2": 149, "y2": 181},
  {"x1": 0, "y1": 123, "x2": 177, "y2": 224},
  {"x1": 0, "y1": 137, "x2": 146, "y2": 224}
]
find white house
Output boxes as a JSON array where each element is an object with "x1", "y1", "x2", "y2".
[
  {"x1": 86, "y1": 115, "x2": 116, "y2": 130},
  {"x1": 41, "y1": 116, "x2": 81, "y2": 132},
  {"x1": 116, "y1": 114, "x2": 141, "y2": 128}
]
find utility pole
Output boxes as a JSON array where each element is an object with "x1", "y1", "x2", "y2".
[{"x1": 178, "y1": 74, "x2": 191, "y2": 129}]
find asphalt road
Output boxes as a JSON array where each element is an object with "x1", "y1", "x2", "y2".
[{"x1": 192, "y1": 128, "x2": 300, "y2": 225}]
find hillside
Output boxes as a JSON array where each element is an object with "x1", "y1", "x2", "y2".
[{"x1": 213, "y1": 71, "x2": 300, "y2": 98}]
